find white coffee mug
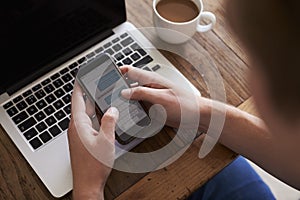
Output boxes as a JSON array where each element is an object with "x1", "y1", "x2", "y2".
[{"x1": 153, "y1": 0, "x2": 216, "y2": 44}]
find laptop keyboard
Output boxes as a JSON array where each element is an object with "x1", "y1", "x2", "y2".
[{"x1": 3, "y1": 32, "x2": 161, "y2": 151}]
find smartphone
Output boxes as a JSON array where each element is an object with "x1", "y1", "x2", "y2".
[{"x1": 76, "y1": 53, "x2": 151, "y2": 145}]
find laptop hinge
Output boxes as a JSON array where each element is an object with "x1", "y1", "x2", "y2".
[{"x1": 0, "y1": 93, "x2": 10, "y2": 104}]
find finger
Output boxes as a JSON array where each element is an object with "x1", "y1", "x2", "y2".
[
  {"x1": 98, "y1": 107, "x2": 119, "y2": 143},
  {"x1": 119, "y1": 65, "x2": 131, "y2": 75},
  {"x1": 85, "y1": 97, "x2": 96, "y2": 118},
  {"x1": 76, "y1": 107, "x2": 119, "y2": 167},
  {"x1": 121, "y1": 86, "x2": 168, "y2": 104},
  {"x1": 120, "y1": 66, "x2": 170, "y2": 88},
  {"x1": 71, "y1": 81, "x2": 86, "y2": 115}
]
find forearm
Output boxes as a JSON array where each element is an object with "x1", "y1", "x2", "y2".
[
  {"x1": 198, "y1": 99, "x2": 272, "y2": 160},
  {"x1": 202, "y1": 101, "x2": 300, "y2": 189},
  {"x1": 217, "y1": 104, "x2": 272, "y2": 161}
]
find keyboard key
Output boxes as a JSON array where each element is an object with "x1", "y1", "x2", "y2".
[
  {"x1": 18, "y1": 117, "x2": 37, "y2": 132},
  {"x1": 112, "y1": 37, "x2": 120, "y2": 43},
  {"x1": 112, "y1": 44, "x2": 122, "y2": 52},
  {"x1": 71, "y1": 68, "x2": 79, "y2": 77},
  {"x1": 24, "y1": 128, "x2": 38, "y2": 140},
  {"x1": 45, "y1": 116, "x2": 56, "y2": 126},
  {"x1": 130, "y1": 43, "x2": 141, "y2": 50},
  {"x1": 41, "y1": 78, "x2": 51, "y2": 86},
  {"x1": 27, "y1": 105, "x2": 38, "y2": 115},
  {"x1": 50, "y1": 73, "x2": 60, "y2": 81},
  {"x1": 44, "y1": 105, "x2": 55, "y2": 115},
  {"x1": 122, "y1": 58, "x2": 133, "y2": 65},
  {"x1": 12, "y1": 111, "x2": 28, "y2": 124},
  {"x1": 104, "y1": 42, "x2": 112, "y2": 48},
  {"x1": 120, "y1": 32, "x2": 128, "y2": 38},
  {"x1": 59, "y1": 68, "x2": 69, "y2": 75},
  {"x1": 44, "y1": 84, "x2": 55, "y2": 93},
  {"x1": 62, "y1": 94, "x2": 71, "y2": 104},
  {"x1": 32, "y1": 84, "x2": 42, "y2": 91},
  {"x1": 36, "y1": 121, "x2": 47, "y2": 132},
  {"x1": 63, "y1": 83, "x2": 73, "y2": 93},
  {"x1": 62, "y1": 73, "x2": 73, "y2": 83},
  {"x1": 34, "y1": 111, "x2": 46, "y2": 121},
  {"x1": 77, "y1": 57, "x2": 86, "y2": 64},
  {"x1": 54, "y1": 110, "x2": 66, "y2": 120},
  {"x1": 3, "y1": 101, "x2": 13, "y2": 109},
  {"x1": 39, "y1": 131, "x2": 52, "y2": 143},
  {"x1": 49, "y1": 125, "x2": 62, "y2": 137},
  {"x1": 23, "y1": 90, "x2": 32, "y2": 97},
  {"x1": 53, "y1": 78, "x2": 64, "y2": 88},
  {"x1": 35, "y1": 89, "x2": 46, "y2": 99},
  {"x1": 45, "y1": 94, "x2": 56, "y2": 104},
  {"x1": 86, "y1": 52, "x2": 95, "y2": 59},
  {"x1": 115, "y1": 52, "x2": 124, "y2": 61},
  {"x1": 16, "y1": 100, "x2": 28, "y2": 111},
  {"x1": 64, "y1": 104, "x2": 71, "y2": 115},
  {"x1": 6, "y1": 106, "x2": 18, "y2": 117},
  {"x1": 105, "y1": 48, "x2": 114, "y2": 56},
  {"x1": 58, "y1": 118, "x2": 70, "y2": 131},
  {"x1": 116, "y1": 62, "x2": 123, "y2": 67},
  {"x1": 152, "y1": 64, "x2": 161, "y2": 71},
  {"x1": 137, "y1": 48, "x2": 147, "y2": 56},
  {"x1": 130, "y1": 53, "x2": 141, "y2": 61},
  {"x1": 121, "y1": 37, "x2": 134, "y2": 47},
  {"x1": 13, "y1": 95, "x2": 22, "y2": 104},
  {"x1": 29, "y1": 137, "x2": 43, "y2": 150},
  {"x1": 123, "y1": 47, "x2": 132, "y2": 56},
  {"x1": 95, "y1": 47, "x2": 104, "y2": 54},
  {"x1": 54, "y1": 89, "x2": 65, "y2": 98},
  {"x1": 133, "y1": 55, "x2": 153, "y2": 68},
  {"x1": 53, "y1": 99, "x2": 64, "y2": 110},
  {"x1": 69, "y1": 62, "x2": 78, "y2": 69},
  {"x1": 25, "y1": 95, "x2": 37, "y2": 105},
  {"x1": 36, "y1": 99, "x2": 47, "y2": 109},
  {"x1": 143, "y1": 66, "x2": 151, "y2": 71}
]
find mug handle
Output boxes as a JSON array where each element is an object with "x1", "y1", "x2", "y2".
[{"x1": 197, "y1": 11, "x2": 216, "y2": 33}]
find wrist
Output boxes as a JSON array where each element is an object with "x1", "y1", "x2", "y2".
[
  {"x1": 198, "y1": 97, "x2": 213, "y2": 132},
  {"x1": 73, "y1": 187, "x2": 104, "y2": 200},
  {"x1": 73, "y1": 179, "x2": 106, "y2": 200}
]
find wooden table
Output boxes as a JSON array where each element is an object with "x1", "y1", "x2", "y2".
[{"x1": 0, "y1": 0, "x2": 254, "y2": 199}]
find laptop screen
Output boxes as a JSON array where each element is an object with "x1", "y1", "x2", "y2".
[{"x1": 0, "y1": 0, "x2": 126, "y2": 94}]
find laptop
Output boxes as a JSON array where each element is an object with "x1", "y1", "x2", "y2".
[{"x1": 0, "y1": 0, "x2": 200, "y2": 198}]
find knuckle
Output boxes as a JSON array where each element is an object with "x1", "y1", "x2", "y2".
[
  {"x1": 102, "y1": 113, "x2": 116, "y2": 124},
  {"x1": 133, "y1": 87, "x2": 145, "y2": 96}
]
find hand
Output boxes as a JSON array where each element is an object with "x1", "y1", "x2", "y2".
[
  {"x1": 120, "y1": 66, "x2": 211, "y2": 131},
  {"x1": 68, "y1": 81, "x2": 119, "y2": 200}
]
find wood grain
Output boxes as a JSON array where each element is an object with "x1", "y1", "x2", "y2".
[
  {"x1": 125, "y1": 0, "x2": 251, "y2": 106},
  {"x1": 237, "y1": 97, "x2": 260, "y2": 117},
  {"x1": 115, "y1": 137, "x2": 237, "y2": 200},
  {"x1": 114, "y1": 98, "x2": 258, "y2": 200},
  {"x1": 0, "y1": 0, "x2": 253, "y2": 199}
]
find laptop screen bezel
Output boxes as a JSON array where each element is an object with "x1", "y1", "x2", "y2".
[{"x1": 1, "y1": 0, "x2": 127, "y2": 95}]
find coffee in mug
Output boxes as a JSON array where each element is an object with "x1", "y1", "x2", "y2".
[
  {"x1": 156, "y1": 0, "x2": 199, "y2": 23},
  {"x1": 153, "y1": 0, "x2": 216, "y2": 44}
]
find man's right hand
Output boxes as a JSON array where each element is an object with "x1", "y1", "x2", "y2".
[{"x1": 120, "y1": 66, "x2": 211, "y2": 131}]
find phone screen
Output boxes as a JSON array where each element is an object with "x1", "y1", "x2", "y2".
[{"x1": 77, "y1": 53, "x2": 151, "y2": 144}]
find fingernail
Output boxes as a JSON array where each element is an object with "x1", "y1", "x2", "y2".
[
  {"x1": 107, "y1": 107, "x2": 119, "y2": 117},
  {"x1": 121, "y1": 89, "x2": 131, "y2": 98}
]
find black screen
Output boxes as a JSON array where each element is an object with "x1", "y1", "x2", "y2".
[{"x1": 0, "y1": 0, "x2": 126, "y2": 94}]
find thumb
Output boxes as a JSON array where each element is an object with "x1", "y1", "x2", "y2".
[
  {"x1": 121, "y1": 86, "x2": 165, "y2": 104},
  {"x1": 99, "y1": 107, "x2": 119, "y2": 143}
]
